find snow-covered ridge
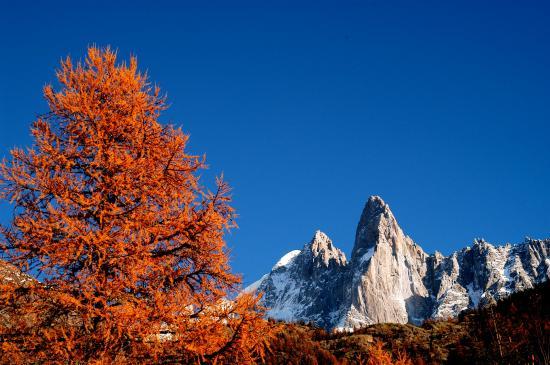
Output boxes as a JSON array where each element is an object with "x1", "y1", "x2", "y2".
[
  {"x1": 272, "y1": 250, "x2": 301, "y2": 271},
  {"x1": 248, "y1": 195, "x2": 550, "y2": 330}
]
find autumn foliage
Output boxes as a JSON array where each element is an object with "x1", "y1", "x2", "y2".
[{"x1": 0, "y1": 47, "x2": 272, "y2": 364}]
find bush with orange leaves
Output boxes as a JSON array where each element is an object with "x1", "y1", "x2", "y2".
[
  {"x1": 360, "y1": 341, "x2": 413, "y2": 365},
  {"x1": 0, "y1": 47, "x2": 273, "y2": 364}
]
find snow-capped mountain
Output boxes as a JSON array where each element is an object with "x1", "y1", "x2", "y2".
[
  {"x1": 245, "y1": 230, "x2": 348, "y2": 329},
  {"x1": 246, "y1": 196, "x2": 550, "y2": 330}
]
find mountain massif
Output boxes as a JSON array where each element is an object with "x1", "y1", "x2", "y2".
[{"x1": 247, "y1": 196, "x2": 550, "y2": 330}]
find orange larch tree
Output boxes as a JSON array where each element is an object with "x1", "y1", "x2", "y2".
[{"x1": 0, "y1": 47, "x2": 272, "y2": 364}]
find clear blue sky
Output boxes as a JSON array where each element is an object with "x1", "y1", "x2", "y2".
[{"x1": 1, "y1": 1, "x2": 549, "y2": 286}]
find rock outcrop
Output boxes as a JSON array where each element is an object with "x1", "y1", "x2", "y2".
[{"x1": 0, "y1": 260, "x2": 34, "y2": 286}]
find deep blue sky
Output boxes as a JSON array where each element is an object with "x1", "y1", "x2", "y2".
[{"x1": 1, "y1": 1, "x2": 549, "y2": 286}]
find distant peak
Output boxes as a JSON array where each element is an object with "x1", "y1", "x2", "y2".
[
  {"x1": 473, "y1": 238, "x2": 491, "y2": 247},
  {"x1": 365, "y1": 195, "x2": 391, "y2": 218},
  {"x1": 306, "y1": 230, "x2": 347, "y2": 267},
  {"x1": 359, "y1": 195, "x2": 395, "y2": 230},
  {"x1": 352, "y1": 195, "x2": 400, "y2": 258},
  {"x1": 312, "y1": 230, "x2": 330, "y2": 245},
  {"x1": 308, "y1": 230, "x2": 334, "y2": 251},
  {"x1": 368, "y1": 195, "x2": 385, "y2": 206},
  {"x1": 314, "y1": 229, "x2": 327, "y2": 238}
]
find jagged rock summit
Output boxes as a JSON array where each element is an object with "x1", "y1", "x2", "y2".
[
  {"x1": 245, "y1": 230, "x2": 349, "y2": 329},
  {"x1": 247, "y1": 196, "x2": 550, "y2": 330},
  {"x1": 345, "y1": 196, "x2": 431, "y2": 327}
]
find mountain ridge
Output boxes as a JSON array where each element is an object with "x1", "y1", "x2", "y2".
[{"x1": 247, "y1": 196, "x2": 550, "y2": 330}]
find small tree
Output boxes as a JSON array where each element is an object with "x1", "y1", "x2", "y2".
[{"x1": 0, "y1": 47, "x2": 271, "y2": 364}]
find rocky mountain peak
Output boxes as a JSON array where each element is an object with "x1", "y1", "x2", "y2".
[
  {"x1": 364, "y1": 195, "x2": 389, "y2": 216},
  {"x1": 244, "y1": 231, "x2": 349, "y2": 328},
  {"x1": 310, "y1": 230, "x2": 332, "y2": 248},
  {"x1": 306, "y1": 230, "x2": 347, "y2": 268},
  {"x1": 352, "y1": 195, "x2": 403, "y2": 259}
]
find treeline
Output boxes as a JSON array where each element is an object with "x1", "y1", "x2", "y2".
[{"x1": 260, "y1": 281, "x2": 549, "y2": 364}]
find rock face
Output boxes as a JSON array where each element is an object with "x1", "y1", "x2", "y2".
[
  {"x1": 247, "y1": 196, "x2": 550, "y2": 330},
  {"x1": 344, "y1": 196, "x2": 431, "y2": 328}
]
